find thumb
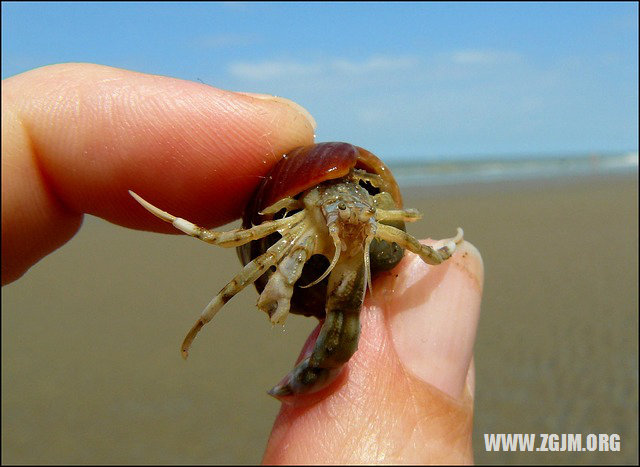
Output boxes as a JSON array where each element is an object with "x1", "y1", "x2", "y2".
[{"x1": 263, "y1": 240, "x2": 483, "y2": 464}]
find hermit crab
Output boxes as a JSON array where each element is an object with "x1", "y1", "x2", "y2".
[{"x1": 130, "y1": 142, "x2": 463, "y2": 397}]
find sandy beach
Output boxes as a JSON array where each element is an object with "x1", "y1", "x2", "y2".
[{"x1": 2, "y1": 173, "x2": 637, "y2": 464}]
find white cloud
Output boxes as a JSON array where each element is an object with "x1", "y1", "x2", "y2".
[
  {"x1": 228, "y1": 55, "x2": 419, "y2": 81},
  {"x1": 450, "y1": 49, "x2": 522, "y2": 65},
  {"x1": 196, "y1": 33, "x2": 256, "y2": 49},
  {"x1": 331, "y1": 56, "x2": 420, "y2": 74}
]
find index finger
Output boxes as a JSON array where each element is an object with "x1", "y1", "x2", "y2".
[{"x1": 2, "y1": 63, "x2": 316, "y2": 284}]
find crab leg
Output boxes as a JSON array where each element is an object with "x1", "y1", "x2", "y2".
[
  {"x1": 181, "y1": 223, "x2": 306, "y2": 358},
  {"x1": 376, "y1": 224, "x2": 464, "y2": 265},
  {"x1": 129, "y1": 190, "x2": 305, "y2": 247},
  {"x1": 269, "y1": 251, "x2": 365, "y2": 397},
  {"x1": 257, "y1": 234, "x2": 316, "y2": 324},
  {"x1": 352, "y1": 169, "x2": 384, "y2": 187},
  {"x1": 375, "y1": 208, "x2": 422, "y2": 223},
  {"x1": 259, "y1": 197, "x2": 301, "y2": 216}
]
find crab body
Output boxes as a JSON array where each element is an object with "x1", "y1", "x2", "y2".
[
  {"x1": 239, "y1": 143, "x2": 406, "y2": 322},
  {"x1": 130, "y1": 142, "x2": 463, "y2": 397}
]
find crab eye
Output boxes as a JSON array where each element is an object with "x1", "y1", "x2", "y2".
[{"x1": 338, "y1": 202, "x2": 347, "y2": 210}]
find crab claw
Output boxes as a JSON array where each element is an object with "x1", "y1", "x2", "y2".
[
  {"x1": 266, "y1": 323, "x2": 343, "y2": 398},
  {"x1": 268, "y1": 358, "x2": 343, "y2": 398},
  {"x1": 268, "y1": 252, "x2": 364, "y2": 398}
]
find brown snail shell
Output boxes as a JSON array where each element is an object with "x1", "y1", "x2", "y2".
[{"x1": 238, "y1": 142, "x2": 406, "y2": 320}]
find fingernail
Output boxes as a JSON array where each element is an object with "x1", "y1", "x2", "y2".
[
  {"x1": 235, "y1": 92, "x2": 317, "y2": 131},
  {"x1": 385, "y1": 241, "x2": 483, "y2": 398}
]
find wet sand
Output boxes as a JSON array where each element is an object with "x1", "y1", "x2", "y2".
[{"x1": 2, "y1": 173, "x2": 637, "y2": 464}]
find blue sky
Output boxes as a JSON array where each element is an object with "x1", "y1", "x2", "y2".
[{"x1": 2, "y1": 2, "x2": 638, "y2": 162}]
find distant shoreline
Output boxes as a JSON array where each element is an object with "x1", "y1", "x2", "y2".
[
  {"x1": 390, "y1": 151, "x2": 638, "y2": 188},
  {"x1": 400, "y1": 169, "x2": 638, "y2": 201}
]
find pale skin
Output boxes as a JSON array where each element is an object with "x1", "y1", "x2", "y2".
[{"x1": 2, "y1": 63, "x2": 483, "y2": 464}]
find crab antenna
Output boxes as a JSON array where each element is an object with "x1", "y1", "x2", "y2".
[
  {"x1": 300, "y1": 230, "x2": 342, "y2": 289},
  {"x1": 363, "y1": 234, "x2": 374, "y2": 295}
]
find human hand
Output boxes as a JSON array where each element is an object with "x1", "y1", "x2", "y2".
[
  {"x1": 2, "y1": 63, "x2": 482, "y2": 464},
  {"x1": 2, "y1": 62, "x2": 316, "y2": 284},
  {"x1": 263, "y1": 239, "x2": 482, "y2": 464}
]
